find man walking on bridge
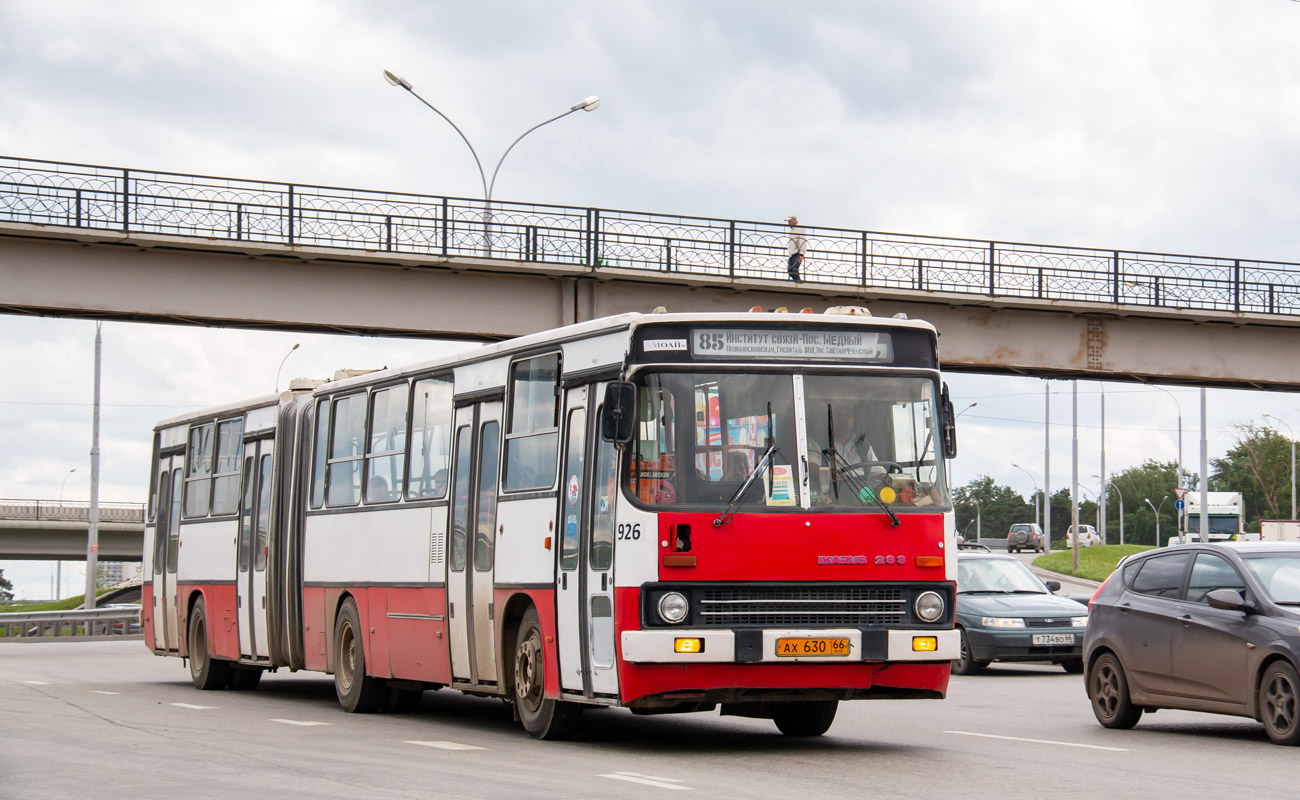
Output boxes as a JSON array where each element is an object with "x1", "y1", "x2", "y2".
[{"x1": 786, "y1": 214, "x2": 806, "y2": 281}]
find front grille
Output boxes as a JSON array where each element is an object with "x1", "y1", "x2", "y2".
[
  {"x1": 698, "y1": 586, "x2": 906, "y2": 627},
  {"x1": 1024, "y1": 617, "x2": 1079, "y2": 628}
]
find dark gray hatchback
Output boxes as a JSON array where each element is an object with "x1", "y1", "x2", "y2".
[{"x1": 1085, "y1": 542, "x2": 1300, "y2": 745}]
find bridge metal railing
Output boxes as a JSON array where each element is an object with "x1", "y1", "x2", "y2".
[
  {"x1": 0, "y1": 499, "x2": 145, "y2": 524},
  {"x1": 0, "y1": 606, "x2": 141, "y2": 639},
  {"x1": 2, "y1": 155, "x2": 1298, "y2": 317}
]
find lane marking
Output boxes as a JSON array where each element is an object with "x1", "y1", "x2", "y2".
[
  {"x1": 21, "y1": 681, "x2": 50, "y2": 685},
  {"x1": 169, "y1": 702, "x2": 216, "y2": 710},
  {"x1": 945, "y1": 730, "x2": 1129, "y2": 752},
  {"x1": 404, "y1": 740, "x2": 486, "y2": 751},
  {"x1": 601, "y1": 772, "x2": 692, "y2": 791},
  {"x1": 90, "y1": 691, "x2": 120, "y2": 695},
  {"x1": 270, "y1": 719, "x2": 332, "y2": 727}
]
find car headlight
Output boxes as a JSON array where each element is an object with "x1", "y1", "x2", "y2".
[
  {"x1": 657, "y1": 591, "x2": 689, "y2": 624},
  {"x1": 980, "y1": 616, "x2": 1025, "y2": 628},
  {"x1": 914, "y1": 591, "x2": 944, "y2": 622},
  {"x1": 1071, "y1": 616, "x2": 1088, "y2": 627}
]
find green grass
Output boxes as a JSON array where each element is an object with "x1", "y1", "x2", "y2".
[{"x1": 1033, "y1": 544, "x2": 1154, "y2": 583}]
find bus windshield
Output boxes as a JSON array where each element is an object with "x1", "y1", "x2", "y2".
[{"x1": 626, "y1": 371, "x2": 948, "y2": 512}]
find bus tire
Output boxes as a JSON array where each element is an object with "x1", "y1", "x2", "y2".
[
  {"x1": 188, "y1": 598, "x2": 231, "y2": 691},
  {"x1": 513, "y1": 606, "x2": 581, "y2": 740},
  {"x1": 334, "y1": 598, "x2": 383, "y2": 713},
  {"x1": 384, "y1": 686, "x2": 423, "y2": 713},
  {"x1": 772, "y1": 700, "x2": 838, "y2": 736},
  {"x1": 227, "y1": 667, "x2": 263, "y2": 690}
]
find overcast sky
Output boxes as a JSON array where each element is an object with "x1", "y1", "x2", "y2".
[{"x1": 3, "y1": 1, "x2": 1300, "y2": 599}]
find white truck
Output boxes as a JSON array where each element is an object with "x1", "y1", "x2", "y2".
[
  {"x1": 1260, "y1": 520, "x2": 1300, "y2": 542},
  {"x1": 1169, "y1": 491, "x2": 1247, "y2": 546}
]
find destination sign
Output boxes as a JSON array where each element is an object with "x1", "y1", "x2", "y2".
[{"x1": 690, "y1": 328, "x2": 892, "y2": 361}]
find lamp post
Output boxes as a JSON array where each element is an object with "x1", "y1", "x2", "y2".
[
  {"x1": 949, "y1": 402, "x2": 977, "y2": 492},
  {"x1": 1146, "y1": 496, "x2": 1169, "y2": 546},
  {"x1": 59, "y1": 468, "x2": 76, "y2": 502},
  {"x1": 1154, "y1": 386, "x2": 1184, "y2": 494},
  {"x1": 973, "y1": 497, "x2": 981, "y2": 543},
  {"x1": 275, "y1": 343, "x2": 300, "y2": 393},
  {"x1": 1264, "y1": 413, "x2": 1296, "y2": 521},
  {"x1": 1097, "y1": 475, "x2": 1125, "y2": 545},
  {"x1": 382, "y1": 70, "x2": 600, "y2": 255},
  {"x1": 1010, "y1": 462, "x2": 1042, "y2": 532}
]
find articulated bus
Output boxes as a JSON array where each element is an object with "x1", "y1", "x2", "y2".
[{"x1": 143, "y1": 308, "x2": 961, "y2": 739}]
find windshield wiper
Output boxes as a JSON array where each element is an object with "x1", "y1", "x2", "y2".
[
  {"x1": 714, "y1": 440, "x2": 779, "y2": 528},
  {"x1": 823, "y1": 447, "x2": 900, "y2": 528}
]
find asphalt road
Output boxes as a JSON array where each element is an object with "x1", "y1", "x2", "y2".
[{"x1": 2, "y1": 639, "x2": 1297, "y2": 799}]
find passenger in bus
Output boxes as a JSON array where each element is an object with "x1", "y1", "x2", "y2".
[
  {"x1": 366, "y1": 475, "x2": 391, "y2": 502},
  {"x1": 432, "y1": 468, "x2": 449, "y2": 498}
]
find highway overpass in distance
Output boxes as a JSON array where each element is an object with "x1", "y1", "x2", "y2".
[{"x1": 0, "y1": 500, "x2": 144, "y2": 561}]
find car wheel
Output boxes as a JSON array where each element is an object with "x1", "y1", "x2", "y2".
[
  {"x1": 772, "y1": 700, "x2": 838, "y2": 736},
  {"x1": 951, "y1": 629, "x2": 988, "y2": 676},
  {"x1": 1061, "y1": 658, "x2": 1084, "y2": 674},
  {"x1": 1088, "y1": 652, "x2": 1143, "y2": 729},
  {"x1": 1259, "y1": 661, "x2": 1300, "y2": 746}
]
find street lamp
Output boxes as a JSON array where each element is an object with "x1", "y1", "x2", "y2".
[
  {"x1": 1263, "y1": 413, "x2": 1296, "y2": 521},
  {"x1": 973, "y1": 497, "x2": 981, "y2": 542},
  {"x1": 1145, "y1": 496, "x2": 1170, "y2": 546},
  {"x1": 1097, "y1": 474, "x2": 1125, "y2": 546},
  {"x1": 59, "y1": 468, "x2": 76, "y2": 503},
  {"x1": 1153, "y1": 386, "x2": 1184, "y2": 493},
  {"x1": 275, "y1": 343, "x2": 300, "y2": 393},
  {"x1": 383, "y1": 70, "x2": 600, "y2": 254},
  {"x1": 1010, "y1": 462, "x2": 1043, "y2": 546},
  {"x1": 948, "y1": 402, "x2": 977, "y2": 492}
]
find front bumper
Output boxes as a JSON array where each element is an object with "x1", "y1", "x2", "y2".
[
  {"x1": 622, "y1": 627, "x2": 959, "y2": 664},
  {"x1": 965, "y1": 627, "x2": 1082, "y2": 662}
]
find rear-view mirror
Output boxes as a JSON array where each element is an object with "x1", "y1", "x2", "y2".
[
  {"x1": 1206, "y1": 589, "x2": 1250, "y2": 613},
  {"x1": 601, "y1": 381, "x2": 636, "y2": 444},
  {"x1": 940, "y1": 383, "x2": 957, "y2": 459},
  {"x1": 1044, "y1": 580, "x2": 1061, "y2": 593}
]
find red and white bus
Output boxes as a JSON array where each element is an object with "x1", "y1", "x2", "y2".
[{"x1": 143, "y1": 308, "x2": 961, "y2": 738}]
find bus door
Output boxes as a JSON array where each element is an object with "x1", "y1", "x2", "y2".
[
  {"x1": 151, "y1": 452, "x2": 183, "y2": 652},
  {"x1": 237, "y1": 437, "x2": 274, "y2": 661},
  {"x1": 585, "y1": 407, "x2": 619, "y2": 696},
  {"x1": 446, "y1": 400, "x2": 503, "y2": 685},
  {"x1": 555, "y1": 387, "x2": 588, "y2": 694},
  {"x1": 555, "y1": 388, "x2": 619, "y2": 697}
]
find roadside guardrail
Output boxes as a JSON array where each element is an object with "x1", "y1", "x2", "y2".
[{"x1": 0, "y1": 606, "x2": 141, "y2": 639}]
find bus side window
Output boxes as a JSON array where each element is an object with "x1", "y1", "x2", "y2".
[
  {"x1": 327, "y1": 394, "x2": 365, "y2": 506},
  {"x1": 408, "y1": 377, "x2": 453, "y2": 500},
  {"x1": 183, "y1": 422, "x2": 214, "y2": 518},
  {"x1": 504, "y1": 354, "x2": 560, "y2": 492}
]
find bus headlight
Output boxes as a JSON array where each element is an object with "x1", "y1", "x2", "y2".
[
  {"x1": 914, "y1": 591, "x2": 944, "y2": 622},
  {"x1": 657, "y1": 592, "x2": 689, "y2": 624}
]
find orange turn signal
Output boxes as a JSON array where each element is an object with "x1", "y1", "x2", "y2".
[
  {"x1": 543, "y1": 536, "x2": 552, "y2": 550},
  {"x1": 915, "y1": 556, "x2": 944, "y2": 568},
  {"x1": 912, "y1": 636, "x2": 938, "y2": 652},
  {"x1": 674, "y1": 638, "x2": 704, "y2": 654}
]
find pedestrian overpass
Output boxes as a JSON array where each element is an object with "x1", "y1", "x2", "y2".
[{"x1": 2, "y1": 154, "x2": 1299, "y2": 392}]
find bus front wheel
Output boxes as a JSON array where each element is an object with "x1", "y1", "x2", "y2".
[
  {"x1": 772, "y1": 700, "x2": 838, "y2": 736},
  {"x1": 513, "y1": 606, "x2": 581, "y2": 740}
]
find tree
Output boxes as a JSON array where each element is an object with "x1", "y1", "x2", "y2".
[
  {"x1": 954, "y1": 475, "x2": 1034, "y2": 540},
  {"x1": 0, "y1": 569, "x2": 13, "y2": 603},
  {"x1": 1101, "y1": 459, "x2": 1185, "y2": 546},
  {"x1": 1210, "y1": 423, "x2": 1295, "y2": 530}
]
